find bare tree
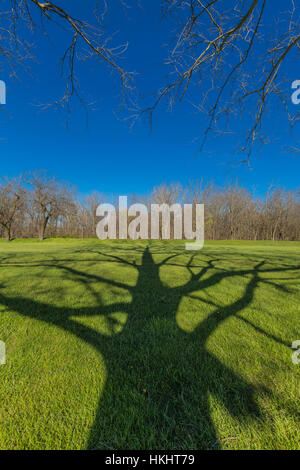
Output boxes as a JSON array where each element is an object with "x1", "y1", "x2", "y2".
[
  {"x1": 26, "y1": 172, "x2": 74, "y2": 241},
  {"x1": 0, "y1": 172, "x2": 299, "y2": 242},
  {"x1": 1, "y1": 2, "x2": 299, "y2": 160},
  {"x1": 1, "y1": 1, "x2": 134, "y2": 117},
  {"x1": 152, "y1": 183, "x2": 184, "y2": 205},
  {"x1": 147, "y1": 1, "x2": 300, "y2": 160},
  {"x1": 0, "y1": 177, "x2": 25, "y2": 241},
  {"x1": 84, "y1": 191, "x2": 106, "y2": 236}
]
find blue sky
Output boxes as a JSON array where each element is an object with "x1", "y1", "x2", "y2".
[{"x1": 0, "y1": 0, "x2": 299, "y2": 196}]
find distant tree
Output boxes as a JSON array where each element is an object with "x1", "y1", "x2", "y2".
[
  {"x1": 0, "y1": 172, "x2": 299, "y2": 242},
  {"x1": 85, "y1": 192, "x2": 106, "y2": 236},
  {"x1": 152, "y1": 183, "x2": 183, "y2": 205},
  {"x1": 0, "y1": 178, "x2": 25, "y2": 241},
  {"x1": 26, "y1": 172, "x2": 74, "y2": 241}
]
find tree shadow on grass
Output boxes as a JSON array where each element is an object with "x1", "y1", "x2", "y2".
[{"x1": 0, "y1": 247, "x2": 298, "y2": 449}]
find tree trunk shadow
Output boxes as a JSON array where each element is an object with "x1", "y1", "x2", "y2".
[{"x1": 0, "y1": 247, "x2": 297, "y2": 449}]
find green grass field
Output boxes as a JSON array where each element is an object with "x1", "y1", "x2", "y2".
[{"x1": 0, "y1": 239, "x2": 299, "y2": 450}]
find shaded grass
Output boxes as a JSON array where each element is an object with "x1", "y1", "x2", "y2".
[{"x1": 0, "y1": 239, "x2": 299, "y2": 449}]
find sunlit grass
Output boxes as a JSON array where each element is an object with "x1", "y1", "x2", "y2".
[{"x1": 0, "y1": 239, "x2": 299, "y2": 449}]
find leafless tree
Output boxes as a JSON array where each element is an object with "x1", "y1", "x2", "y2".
[
  {"x1": 85, "y1": 191, "x2": 106, "y2": 235},
  {"x1": 0, "y1": 172, "x2": 299, "y2": 241},
  {"x1": 0, "y1": 177, "x2": 25, "y2": 241},
  {"x1": 152, "y1": 183, "x2": 184, "y2": 205},
  {"x1": 1, "y1": 0, "x2": 134, "y2": 118},
  {"x1": 25, "y1": 172, "x2": 74, "y2": 240},
  {"x1": 149, "y1": 0, "x2": 300, "y2": 161},
  {"x1": 1, "y1": 2, "x2": 299, "y2": 160}
]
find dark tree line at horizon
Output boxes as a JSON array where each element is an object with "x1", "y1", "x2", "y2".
[{"x1": 0, "y1": 172, "x2": 299, "y2": 242}]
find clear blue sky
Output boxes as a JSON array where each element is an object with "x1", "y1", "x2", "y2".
[{"x1": 0, "y1": 0, "x2": 299, "y2": 196}]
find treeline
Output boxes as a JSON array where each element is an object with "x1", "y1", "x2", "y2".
[{"x1": 0, "y1": 173, "x2": 299, "y2": 241}]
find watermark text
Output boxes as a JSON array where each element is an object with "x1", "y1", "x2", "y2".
[
  {"x1": 0, "y1": 80, "x2": 6, "y2": 105},
  {"x1": 96, "y1": 196, "x2": 204, "y2": 250},
  {"x1": 291, "y1": 340, "x2": 300, "y2": 365},
  {"x1": 0, "y1": 341, "x2": 5, "y2": 365}
]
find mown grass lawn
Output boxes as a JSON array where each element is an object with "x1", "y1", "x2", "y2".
[{"x1": 0, "y1": 238, "x2": 299, "y2": 450}]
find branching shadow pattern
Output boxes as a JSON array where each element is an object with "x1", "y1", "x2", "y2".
[{"x1": 0, "y1": 245, "x2": 298, "y2": 449}]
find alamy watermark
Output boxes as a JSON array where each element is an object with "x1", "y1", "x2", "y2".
[
  {"x1": 291, "y1": 340, "x2": 300, "y2": 365},
  {"x1": 0, "y1": 80, "x2": 6, "y2": 105},
  {"x1": 0, "y1": 341, "x2": 5, "y2": 365},
  {"x1": 291, "y1": 80, "x2": 300, "y2": 105},
  {"x1": 96, "y1": 196, "x2": 204, "y2": 250}
]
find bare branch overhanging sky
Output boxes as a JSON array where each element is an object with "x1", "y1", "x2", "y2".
[{"x1": 0, "y1": 0, "x2": 299, "y2": 195}]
